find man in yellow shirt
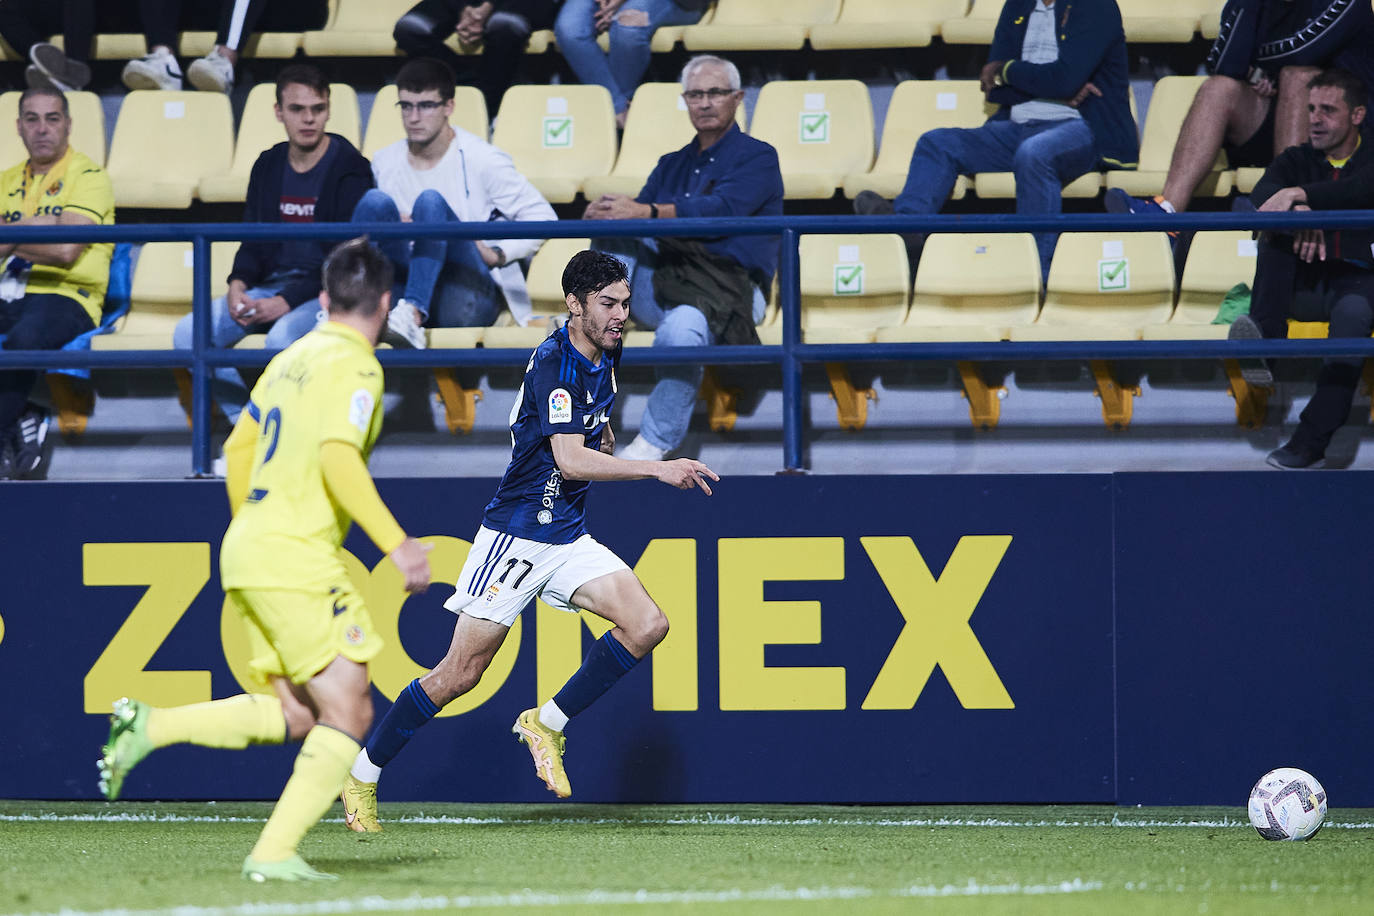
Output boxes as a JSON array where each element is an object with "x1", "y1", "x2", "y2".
[
  {"x1": 0, "y1": 85, "x2": 113, "y2": 479},
  {"x1": 98, "y1": 238, "x2": 433, "y2": 882}
]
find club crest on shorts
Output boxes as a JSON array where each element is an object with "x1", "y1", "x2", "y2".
[
  {"x1": 549, "y1": 388, "x2": 572, "y2": 424},
  {"x1": 344, "y1": 625, "x2": 365, "y2": 645}
]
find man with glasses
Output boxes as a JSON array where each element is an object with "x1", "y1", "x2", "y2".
[
  {"x1": 353, "y1": 57, "x2": 555, "y2": 348},
  {"x1": 583, "y1": 54, "x2": 783, "y2": 461}
]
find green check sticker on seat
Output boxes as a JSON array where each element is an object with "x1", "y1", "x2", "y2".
[
  {"x1": 799, "y1": 111, "x2": 830, "y2": 143},
  {"x1": 834, "y1": 263, "x2": 864, "y2": 295},
  {"x1": 543, "y1": 116, "x2": 573, "y2": 148},
  {"x1": 1098, "y1": 257, "x2": 1129, "y2": 292}
]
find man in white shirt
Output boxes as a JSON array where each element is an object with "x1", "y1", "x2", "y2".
[{"x1": 354, "y1": 57, "x2": 555, "y2": 348}]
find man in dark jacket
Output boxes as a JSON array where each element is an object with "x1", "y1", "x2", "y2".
[
  {"x1": 1230, "y1": 68, "x2": 1374, "y2": 468},
  {"x1": 172, "y1": 64, "x2": 373, "y2": 424},
  {"x1": 856, "y1": 0, "x2": 1137, "y2": 275}
]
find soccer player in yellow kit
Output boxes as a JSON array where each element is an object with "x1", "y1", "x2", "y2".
[{"x1": 98, "y1": 238, "x2": 432, "y2": 882}]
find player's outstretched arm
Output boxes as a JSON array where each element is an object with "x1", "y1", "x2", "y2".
[
  {"x1": 551, "y1": 433, "x2": 718, "y2": 494},
  {"x1": 320, "y1": 440, "x2": 432, "y2": 592}
]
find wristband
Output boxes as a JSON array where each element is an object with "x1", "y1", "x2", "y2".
[{"x1": 649, "y1": 203, "x2": 659, "y2": 219}]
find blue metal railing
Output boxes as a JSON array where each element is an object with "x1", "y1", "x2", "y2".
[{"x1": 2, "y1": 208, "x2": 1373, "y2": 474}]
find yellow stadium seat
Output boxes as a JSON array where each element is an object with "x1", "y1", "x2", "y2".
[
  {"x1": 650, "y1": 2, "x2": 714, "y2": 51},
  {"x1": 199, "y1": 82, "x2": 360, "y2": 203},
  {"x1": 941, "y1": 0, "x2": 1004, "y2": 45},
  {"x1": 177, "y1": 20, "x2": 314, "y2": 58},
  {"x1": 1200, "y1": 0, "x2": 1227, "y2": 39},
  {"x1": 490, "y1": 85, "x2": 616, "y2": 204},
  {"x1": 843, "y1": 80, "x2": 992, "y2": 202},
  {"x1": 363, "y1": 84, "x2": 489, "y2": 156},
  {"x1": 748, "y1": 80, "x2": 873, "y2": 200},
  {"x1": 93, "y1": 242, "x2": 240, "y2": 350},
  {"x1": 1011, "y1": 232, "x2": 1175, "y2": 340},
  {"x1": 0, "y1": 90, "x2": 106, "y2": 165},
  {"x1": 1143, "y1": 230, "x2": 1257, "y2": 340},
  {"x1": 480, "y1": 237, "x2": 590, "y2": 349},
  {"x1": 879, "y1": 233, "x2": 1041, "y2": 342},
  {"x1": 582, "y1": 82, "x2": 746, "y2": 199},
  {"x1": 1105, "y1": 76, "x2": 1232, "y2": 198},
  {"x1": 792, "y1": 234, "x2": 910, "y2": 343},
  {"x1": 106, "y1": 91, "x2": 234, "y2": 208},
  {"x1": 809, "y1": 0, "x2": 966, "y2": 49},
  {"x1": 1119, "y1": 0, "x2": 1203, "y2": 43},
  {"x1": 1234, "y1": 167, "x2": 1265, "y2": 195},
  {"x1": 49, "y1": 34, "x2": 146, "y2": 60},
  {"x1": 303, "y1": 0, "x2": 409, "y2": 55},
  {"x1": 681, "y1": 0, "x2": 842, "y2": 51}
]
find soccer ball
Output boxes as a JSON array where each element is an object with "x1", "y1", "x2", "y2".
[{"x1": 1248, "y1": 767, "x2": 1327, "y2": 841}]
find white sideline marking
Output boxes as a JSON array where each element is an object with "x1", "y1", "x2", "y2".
[{"x1": 17, "y1": 880, "x2": 1105, "y2": 916}]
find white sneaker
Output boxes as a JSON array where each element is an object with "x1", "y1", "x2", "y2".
[
  {"x1": 122, "y1": 48, "x2": 183, "y2": 91},
  {"x1": 187, "y1": 51, "x2": 234, "y2": 93},
  {"x1": 385, "y1": 299, "x2": 427, "y2": 349},
  {"x1": 620, "y1": 435, "x2": 666, "y2": 461}
]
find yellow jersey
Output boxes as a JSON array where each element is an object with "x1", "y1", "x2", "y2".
[
  {"x1": 219, "y1": 322, "x2": 385, "y2": 592},
  {"x1": 0, "y1": 148, "x2": 115, "y2": 324}
]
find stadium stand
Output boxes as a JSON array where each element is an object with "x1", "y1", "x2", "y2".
[
  {"x1": 793, "y1": 233, "x2": 910, "y2": 343},
  {"x1": 748, "y1": 79, "x2": 874, "y2": 200},
  {"x1": 940, "y1": 0, "x2": 1003, "y2": 45},
  {"x1": 93, "y1": 241, "x2": 242, "y2": 352},
  {"x1": 1143, "y1": 230, "x2": 1256, "y2": 341},
  {"x1": 0, "y1": 90, "x2": 105, "y2": 166},
  {"x1": 1118, "y1": 0, "x2": 1206, "y2": 44},
  {"x1": 302, "y1": 0, "x2": 553, "y2": 57},
  {"x1": 1105, "y1": 75, "x2": 1233, "y2": 199},
  {"x1": 476, "y1": 236, "x2": 588, "y2": 349},
  {"x1": 105, "y1": 91, "x2": 234, "y2": 208},
  {"x1": 363, "y1": 84, "x2": 489, "y2": 154},
  {"x1": 680, "y1": 0, "x2": 842, "y2": 51},
  {"x1": 489, "y1": 84, "x2": 617, "y2": 204},
  {"x1": 808, "y1": 0, "x2": 968, "y2": 50}
]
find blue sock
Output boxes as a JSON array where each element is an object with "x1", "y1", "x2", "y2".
[
  {"x1": 365, "y1": 678, "x2": 439, "y2": 768},
  {"x1": 552, "y1": 632, "x2": 640, "y2": 718}
]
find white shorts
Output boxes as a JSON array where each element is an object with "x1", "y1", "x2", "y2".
[{"x1": 443, "y1": 526, "x2": 629, "y2": 628}]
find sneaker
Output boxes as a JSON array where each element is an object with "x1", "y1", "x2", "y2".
[
  {"x1": 852, "y1": 190, "x2": 894, "y2": 216},
  {"x1": 12, "y1": 403, "x2": 50, "y2": 479},
  {"x1": 512, "y1": 708, "x2": 571, "y2": 798},
  {"x1": 98, "y1": 697, "x2": 154, "y2": 801},
  {"x1": 385, "y1": 299, "x2": 427, "y2": 349},
  {"x1": 1227, "y1": 314, "x2": 1274, "y2": 387},
  {"x1": 242, "y1": 854, "x2": 338, "y2": 882},
  {"x1": 341, "y1": 773, "x2": 383, "y2": 833},
  {"x1": 122, "y1": 48, "x2": 184, "y2": 91},
  {"x1": 620, "y1": 434, "x2": 667, "y2": 462},
  {"x1": 24, "y1": 65, "x2": 73, "y2": 93},
  {"x1": 30, "y1": 42, "x2": 90, "y2": 91},
  {"x1": 1266, "y1": 442, "x2": 1324, "y2": 470},
  {"x1": 1104, "y1": 187, "x2": 1171, "y2": 217},
  {"x1": 187, "y1": 51, "x2": 234, "y2": 93}
]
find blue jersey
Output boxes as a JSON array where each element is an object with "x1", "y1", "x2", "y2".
[{"x1": 481, "y1": 326, "x2": 618, "y2": 544}]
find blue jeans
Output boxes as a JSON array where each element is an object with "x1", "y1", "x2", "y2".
[
  {"x1": 598, "y1": 237, "x2": 766, "y2": 452},
  {"x1": 894, "y1": 118, "x2": 1098, "y2": 273},
  {"x1": 171, "y1": 271, "x2": 322, "y2": 423},
  {"x1": 352, "y1": 188, "x2": 504, "y2": 327},
  {"x1": 554, "y1": 0, "x2": 703, "y2": 115}
]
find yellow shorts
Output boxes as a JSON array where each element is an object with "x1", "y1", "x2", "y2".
[{"x1": 229, "y1": 582, "x2": 383, "y2": 686}]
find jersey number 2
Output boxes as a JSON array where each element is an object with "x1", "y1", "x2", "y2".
[{"x1": 261, "y1": 407, "x2": 282, "y2": 464}]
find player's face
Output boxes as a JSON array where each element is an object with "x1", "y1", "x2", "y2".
[
  {"x1": 276, "y1": 83, "x2": 330, "y2": 152},
  {"x1": 571, "y1": 280, "x2": 631, "y2": 352},
  {"x1": 17, "y1": 94, "x2": 71, "y2": 168},
  {"x1": 683, "y1": 63, "x2": 741, "y2": 138},
  {"x1": 1307, "y1": 85, "x2": 1362, "y2": 153},
  {"x1": 397, "y1": 89, "x2": 453, "y2": 146}
]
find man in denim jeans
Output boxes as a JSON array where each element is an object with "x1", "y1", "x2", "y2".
[{"x1": 855, "y1": 0, "x2": 1138, "y2": 277}]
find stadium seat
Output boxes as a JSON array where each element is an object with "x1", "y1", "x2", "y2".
[
  {"x1": 106, "y1": 92, "x2": 234, "y2": 208},
  {"x1": 93, "y1": 241, "x2": 240, "y2": 351},
  {"x1": 1143, "y1": 230, "x2": 1257, "y2": 340},
  {"x1": 1234, "y1": 167, "x2": 1265, "y2": 195},
  {"x1": 303, "y1": 0, "x2": 409, "y2": 55},
  {"x1": 650, "y1": 2, "x2": 715, "y2": 51},
  {"x1": 1011, "y1": 232, "x2": 1175, "y2": 340},
  {"x1": 480, "y1": 237, "x2": 590, "y2": 349},
  {"x1": 1200, "y1": 0, "x2": 1227, "y2": 39},
  {"x1": 0, "y1": 90, "x2": 106, "y2": 166},
  {"x1": 1105, "y1": 76, "x2": 1232, "y2": 198},
  {"x1": 1119, "y1": 0, "x2": 1203, "y2": 43},
  {"x1": 879, "y1": 233, "x2": 1041, "y2": 342},
  {"x1": 199, "y1": 83, "x2": 361, "y2": 203},
  {"x1": 748, "y1": 80, "x2": 873, "y2": 200},
  {"x1": 680, "y1": 0, "x2": 842, "y2": 51},
  {"x1": 362, "y1": 84, "x2": 489, "y2": 155},
  {"x1": 582, "y1": 82, "x2": 746, "y2": 199},
  {"x1": 809, "y1": 0, "x2": 967, "y2": 49},
  {"x1": 490, "y1": 85, "x2": 617, "y2": 203},
  {"x1": 788, "y1": 234, "x2": 910, "y2": 343},
  {"x1": 941, "y1": 0, "x2": 1005, "y2": 45},
  {"x1": 49, "y1": 34, "x2": 146, "y2": 60}
]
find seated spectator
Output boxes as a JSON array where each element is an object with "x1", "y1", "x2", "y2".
[
  {"x1": 172, "y1": 65, "x2": 373, "y2": 423},
  {"x1": 1110, "y1": 0, "x2": 1374, "y2": 218},
  {"x1": 353, "y1": 57, "x2": 555, "y2": 350},
  {"x1": 853, "y1": 0, "x2": 1136, "y2": 277},
  {"x1": 0, "y1": 0, "x2": 101, "y2": 91},
  {"x1": 394, "y1": 0, "x2": 560, "y2": 119},
  {"x1": 0, "y1": 86, "x2": 114, "y2": 479},
  {"x1": 555, "y1": 0, "x2": 708, "y2": 129},
  {"x1": 1230, "y1": 69, "x2": 1374, "y2": 469},
  {"x1": 583, "y1": 54, "x2": 783, "y2": 461}
]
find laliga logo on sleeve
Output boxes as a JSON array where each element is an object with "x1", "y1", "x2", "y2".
[{"x1": 549, "y1": 388, "x2": 572, "y2": 424}]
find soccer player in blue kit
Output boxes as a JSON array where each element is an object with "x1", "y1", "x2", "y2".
[{"x1": 341, "y1": 250, "x2": 717, "y2": 829}]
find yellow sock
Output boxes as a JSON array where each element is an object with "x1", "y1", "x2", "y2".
[
  {"x1": 146, "y1": 694, "x2": 286, "y2": 750},
  {"x1": 251, "y1": 726, "x2": 359, "y2": 863}
]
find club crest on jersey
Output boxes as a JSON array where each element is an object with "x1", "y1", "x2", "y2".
[
  {"x1": 549, "y1": 388, "x2": 572, "y2": 424},
  {"x1": 538, "y1": 509, "x2": 553, "y2": 525}
]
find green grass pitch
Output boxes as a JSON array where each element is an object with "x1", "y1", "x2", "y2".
[{"x1": 3, "y1": 802, "x2": 1372, "y2": 914}]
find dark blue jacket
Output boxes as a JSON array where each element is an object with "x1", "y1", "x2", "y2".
[
  {"x1": 986, "y1": 0, "x2": 1138, "y2": 170},
  {"x1": 1208, "y1": 0, "x2": 1374, "y2": 93},
  {"x1": 227, "y1": 133, "x2": 374, "y2": 308}
]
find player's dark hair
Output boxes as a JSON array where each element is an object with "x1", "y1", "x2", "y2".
[
  {"x1": 275, "y1": 63, "x2": 331, "y2": 106},
  {"x1": 396, "y1": 58, "x2": 456, "y2": 102},
  {"x1": 1309, "y1": 68, "x2": 1367, "y2": 113},
  {"x1": 562, "y1": 250, "x2": 630, "y2": 306},
  {"x1": 322, "y1": 237, "x2": 394, "y2": 317},
  {"x1": 18, "y1": 86, "x2": 69, "y2": 118}
]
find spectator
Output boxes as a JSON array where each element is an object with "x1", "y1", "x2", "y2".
[
  {"x1": 0, "y1": 86, "x2": 114, "y2": 479},
  {"x1": 1109, "y1": 0, "x2": 1374, "y2": 218},
  {"x1": 172, "y1": 64, "x2": 373, "y2": 423},
  {"x1": 353, "y1": 57, "x2": 555, "y2": 350},
  {"x1": 1229, "y1": 68, "x2": 1374, "y2": 470},
  {"x1": 554, "y1": 0, "x2": 708, "y2": 129},
  {"x1": 583, "y1": 54, "x2": 783, "y2": 462},
  {"x1": 853, "y1": 0, "x2": 1137, "y2": 277},
  {"x1": 0, "y1": 0, "x2": 103, "y2": 91},
  {"x1": 394, "y1": 0, "x2": 561, "y2": 119}
]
